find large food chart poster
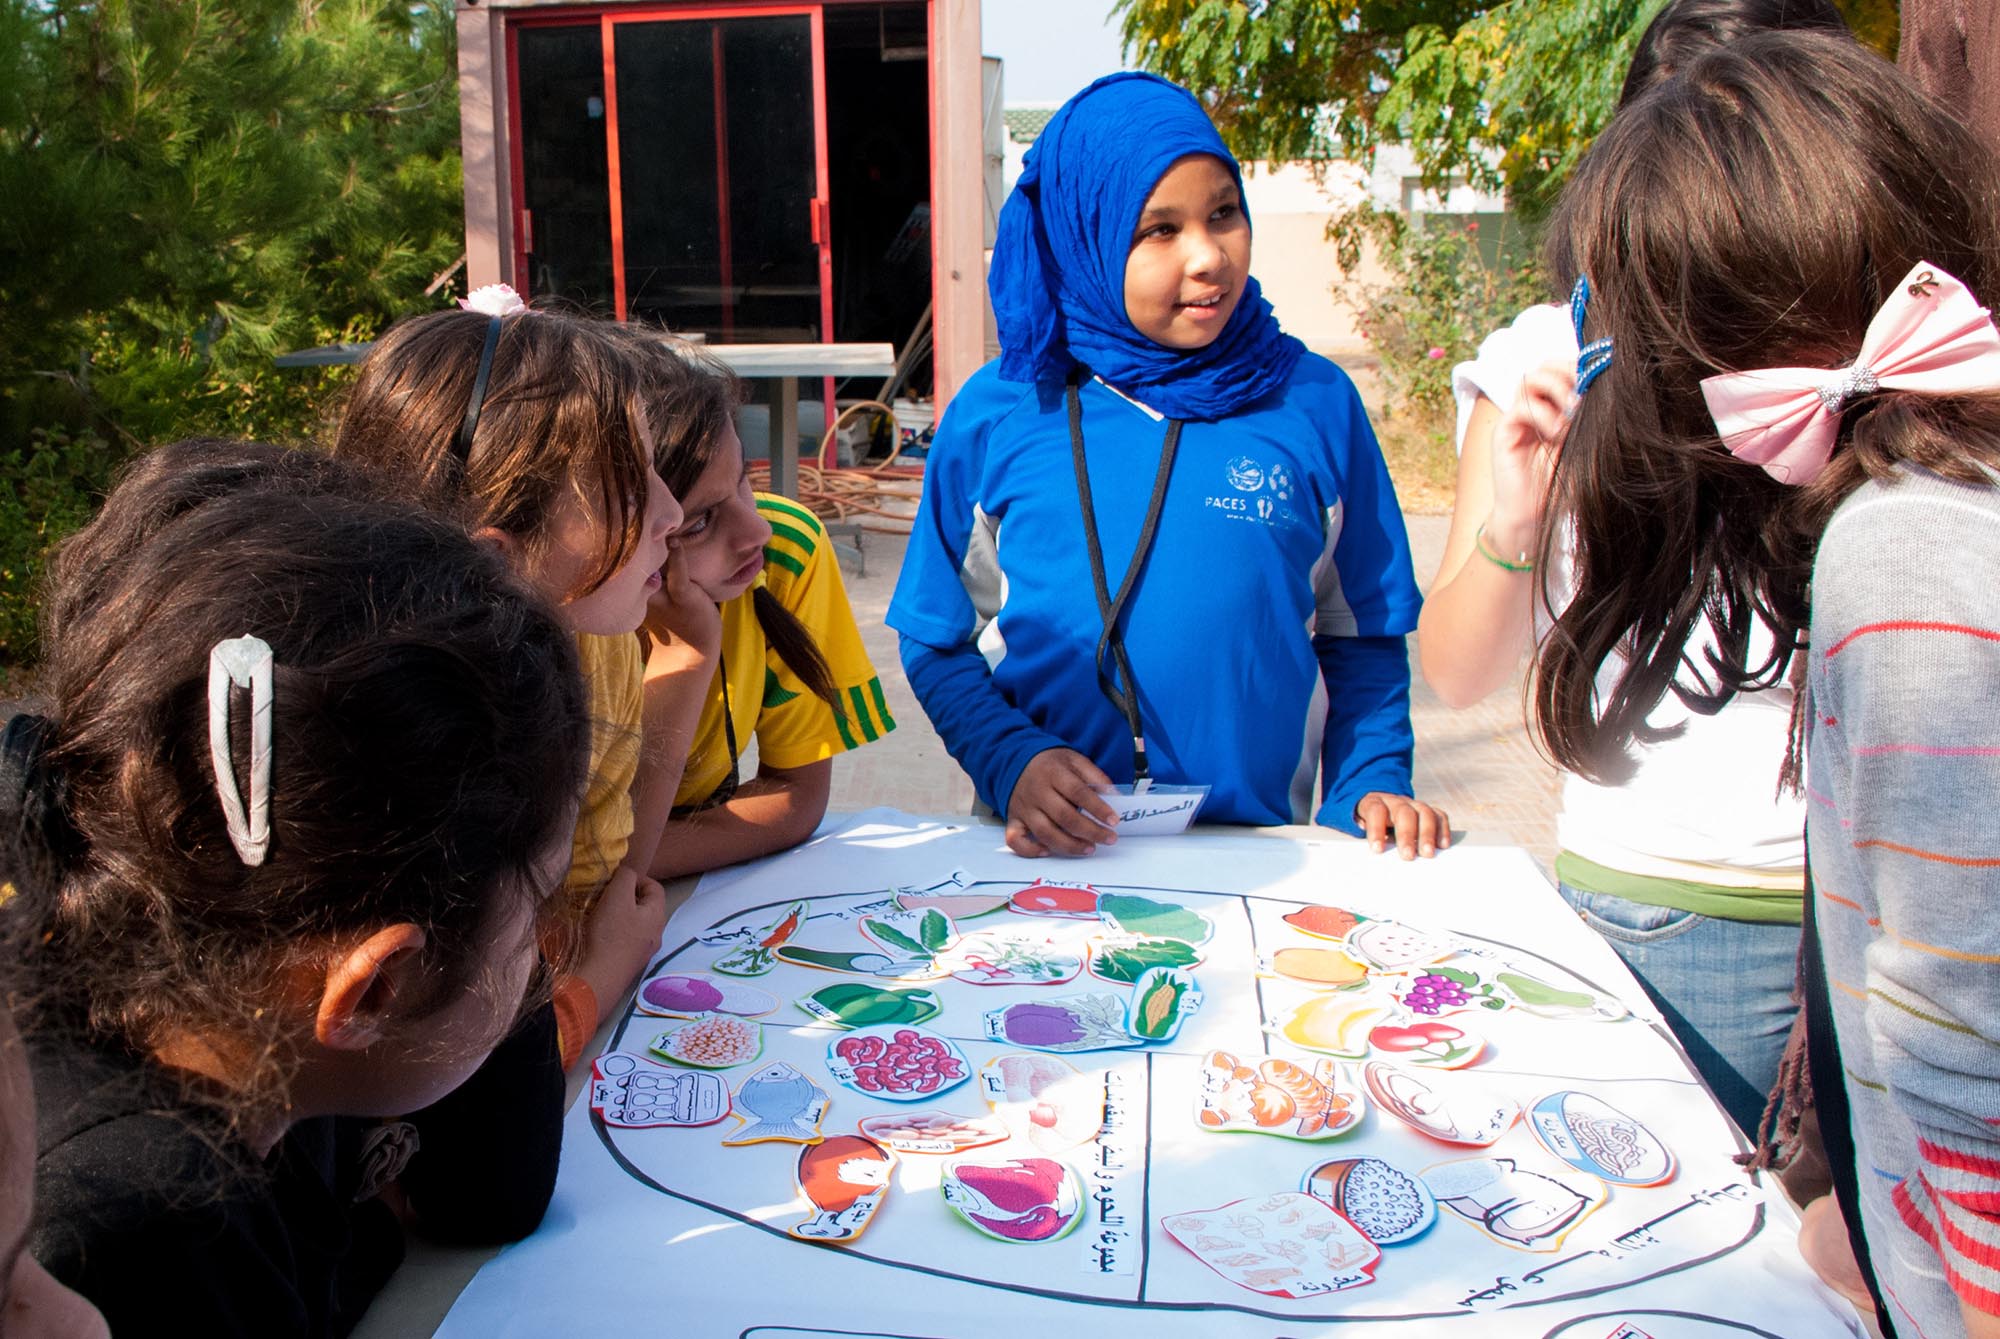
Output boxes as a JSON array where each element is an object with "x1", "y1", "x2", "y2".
[{"x1": 438, "y1": 811, "x2": 1861, "y2": 1339}]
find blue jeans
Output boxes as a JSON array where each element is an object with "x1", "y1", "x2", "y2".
[{"x1": 1559, "y1": 883, "x2": 1801, "y2": 1140}]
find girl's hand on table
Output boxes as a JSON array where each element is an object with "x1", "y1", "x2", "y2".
[
  {"x1": 575, "y1": 866, "x2": 669, "y2": 1006},
  {"x1": 1005, "y1": 748, "x2": 1121, "y2": 858},
  {"x1": 1355, "y1": 793, "x2": 1452, "y2": 860}
]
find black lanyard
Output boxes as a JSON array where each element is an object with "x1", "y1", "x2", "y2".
[
  {"x1": 671, "y1": 649, "x2": 740, "y2": 818},
  {"x1": 1067, "y1": 373, "x2": 1181, "y2": 786}
]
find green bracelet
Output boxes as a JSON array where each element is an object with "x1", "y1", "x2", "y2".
[{"x1": 1474, "y1": 524, "x2": 1534, "y2": 572}]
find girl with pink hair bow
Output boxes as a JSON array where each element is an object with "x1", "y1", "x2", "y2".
[{"x1": 1517, "y1": 31, "x2": 2000, "y2": 1339}]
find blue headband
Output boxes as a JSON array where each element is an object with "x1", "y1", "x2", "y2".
[{"x1": 1571, "y1": 275, "x2": 1613, "y2": 396}]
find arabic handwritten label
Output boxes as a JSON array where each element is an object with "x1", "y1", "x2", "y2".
[{"x1": 1081, "y1": 1069, "x2": 1139, "y2": 1275}]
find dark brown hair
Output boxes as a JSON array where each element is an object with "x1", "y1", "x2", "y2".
[
  {"x1": 333, "y1": 306, "x2": 653, "y2": 600},
  {"x1": 1620, "y1": 0, "x2": 1847, "y2": 105},
  {"x1": 0, "y1": 439, "x2": 590, "y2": 1122},
  {"x1": 1534, "y1": 32, "x2": 2000, "y2": 783},
  {"x1": 620, "y1": 331, "x2": 843, "y2": 714}
]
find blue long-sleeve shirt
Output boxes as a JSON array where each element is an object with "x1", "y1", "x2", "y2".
[{"x1": 887, "y1": 356, "x2": 1422, "y2": 833}]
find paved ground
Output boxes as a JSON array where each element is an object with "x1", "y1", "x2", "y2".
[{"x1": 824, "y1": 512, "x2": 1563, "y2": 873}]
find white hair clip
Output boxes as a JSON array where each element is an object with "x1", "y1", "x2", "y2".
[{"x1": 208, "y1": 635, "x2": 275, "y2": 866}]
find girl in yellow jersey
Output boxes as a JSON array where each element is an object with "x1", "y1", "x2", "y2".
[{"x1": 634, "y1": 339, "x2": 896, "y2": 877}]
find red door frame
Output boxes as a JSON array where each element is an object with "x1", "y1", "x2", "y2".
[{"x1": 505, "y1": 2, "x2": 834, "y2": 345}]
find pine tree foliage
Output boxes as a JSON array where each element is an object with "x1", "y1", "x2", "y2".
[{"x1": 0, "y1": 0, "x2": 466, "y2": 659}]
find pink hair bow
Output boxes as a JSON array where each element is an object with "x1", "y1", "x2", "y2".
[{"x1": 1700, "y1": 261, "x2": 2000, "y2": 485}]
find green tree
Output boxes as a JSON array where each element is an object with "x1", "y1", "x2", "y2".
[
  {"x1": 0, "y1": 0, "x2": 466, "y2": 659},
  {"x1": 1117, "y1": 0, "x2": 1899, "y2": 215}
]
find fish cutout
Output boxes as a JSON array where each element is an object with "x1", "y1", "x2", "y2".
[
  {"x1": 982, "y1": 993, "x2": 1133, "y2": 1052},
  {"x1": 1300, "y1": 1157, "x2": 1437, "y2": 1245},
  {"x1": 1126, "y1": 967, "x2": 1201, "y2": 1042},
  {"x1": 1282, "y1": 905, "x2": 1368, "y2": 942},
  {"x1": 1087, "y1": 936, "x2": 1202, "y2": 984},
  {"x1": 940, "y1": 1157, "x2": 1084, "y2": 1243},
  {"x1": 589, "y1": 1051, "x2": 730, "y2": 1128},
  {"x1": 1269, "y1": 992, "x2": 1396, "y2": 1059},
  {"x1": 858, "y1": 1109, "x2": 1009, "y2": 1156},
  {"x1": 722, "y1": 1062, "x2": 831, "y2": 1146},
  {"x1": 649, "y1": 1013, "x2": 763, "y2": 1069},
  {"x1": 1268, "y1": 945, "x2": 1371, "y2": 987},
  {"x1": 1162, "y1": 1192, "x2": 1380, "y2": 1297},
  {"x1": 1424, "y1": 1155, "x2": 1608, "y2": 1252},
  {"x1": 1095, "y1": 893, "x2": 1213, "y2": 945},
  {"x1": 826, "y1": 1025, "x2": 970, "y2": 1101},
  {"x1": 1008, "y1": 880, "x2": 1100, "y2": 919},
  {"x1": 1194, "y1": 1049, "x2": 1362, "y2": 1140},
  {"x1": 775, "y1": 945, "x2": 932, "y2": 977},
  {"x1": 634, "y1": 971, "x2": 779, "y2": 1018},
  {"x1": 1528, "y1": 1091, "x2": 1676, "y2": 1186},
  {"x1": 978, "y1": 1053, "x2": 1103, "y2": 1153},
  {"x1": 945, "y1": 930, "x2": 1083, "y2": 986},
  {"x1": 796, "y1": 983, "x2": 941, "y2": 1029},
  {"x1": 707, "y1": 900, "x2": 807, "y2": 976},
  {"x1": 1342, "y1": 918, "x2": 1457, "y2": 970},
  {"x1": 1367, "y1": 1019, "x2": 1487, "y2": 1069},
  {"x1": 790, "y1": 1135, "x2": 895, "y2": 1244},
  {"x1": 1363, "y1": 1061, "x2": 1519, "y2": 1146}
]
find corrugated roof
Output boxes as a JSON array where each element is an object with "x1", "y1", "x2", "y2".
[{"x1": 1003, "y1": 106, "x2": 1056, "y2": 144}]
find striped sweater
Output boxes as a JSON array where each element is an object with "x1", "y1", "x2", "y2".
[{"x1": 1808, "y1": 464, "x2": 2000, "y2": 1338}]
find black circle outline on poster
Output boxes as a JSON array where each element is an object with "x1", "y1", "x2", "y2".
[{"x1": 595, "y1": 882, "x2": 1767, "y2": 1327}]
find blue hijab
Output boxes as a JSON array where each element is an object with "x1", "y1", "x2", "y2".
[{"x1": 990, "y1": 72, "x2": 1304, "y2": 421}]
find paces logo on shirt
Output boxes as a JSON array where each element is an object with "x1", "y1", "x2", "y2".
[{"x1": 1205, "y1": 455, "x2": 1296, "y2": 527}]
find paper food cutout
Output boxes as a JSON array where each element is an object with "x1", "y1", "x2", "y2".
[
  {"x1": 708, "y1": 900, "x2": 807, "y2": 976},
  {"x1": 1126, "y1": 967, "x2": 1201, "y2": 1042},
  {"x1": 634, "y1": 971, "x2": 779, "y2": 1018},
  {"x1": 895, "y1": 889, "x2": 1012, "y2": 920},
  {"x1": 1270, "y1": 992, "x2": 1395, "y2": 1059},
  {"x1": 796, "y1": 983, "x2": 942, "y2": 1028},
  {"x1": 1423, "y1": 1155, "x2": 1608, "y2": 1252},
  {"x1": 1008, "y1": 880, "x2": 1100, "y2": 919},
  {"x1": 1282, "y1": 905, "x2": 1367, "y2": 942},
  {"x1": 790, "y1": 1134, "x2": 896, "y2": 1244},
  {"x1": 1162, "y1": 1192, "x2": 1381, "y2": 1298},
  {"x1": 1301, "y1": 1156, "x2": 1438, "y2": 1245},
  {"x1": 721, "y1": 1062, "x2": 831, "y2": 1146},
  {"x1": 1343, "y1": 919, "x2": 1456, "y2": 970},
  {"x1": 1095, "y1": 893, "x2": 1213, "y2": 945},
  {"x1": 1087, "y1": 936, "x2": 1202, "y2": 984},
  {"x1": 859, "y1": 908, "x2": 957, "y2": 967},
  {"x1": 1394, "y1": 964, "x2": 1629, "y2": 1021},
  {"x1": 1269, "y1": 945, "x2": 1371, "y2": 987},
  {"x1": 946, "y1": 930, "x2": 1084, "y2": 986},
  {"x1": 1362, "y1": 1061, "x2": 1519, "y2": 1146},
  {"x1": 649, "y1": 1013, "x2": 763, "y2": 1069},
  {"x1": 1495, "y1": 967, "x2": 1630, "y2": 1021},
  {"x1": 826, "y1": 1025, "x2": 969, "y2": 1101},
  {"x1": 940, "y1": 1157, "x2": 1085, "y2": 1243},
  {"x1": 1367, "y1": 1019, "x2": 1486, "y2": 1069},
  {"x1": 979, "y1": 1053, "x2": 1104, "y2": 1152},
  {"x1": 590, "y1": 1050, "x2": 730, "y2": 1128},
  {"x1": 775, "y1": 945, "x2": 924, "y2": 977},
  {"x1": 982, "y1": 994, "x2": 1133, "y2": 1052},
  {"x1": 1528, "y1": 1091, "x2": 1677, "y2": 1186},
  {"x1": 857, "y1": 1109, "x2": 1008, "y2": 1156},
  {"x1": 1195, "y1": 1050, "x2": 1362, "y2": 1140}
]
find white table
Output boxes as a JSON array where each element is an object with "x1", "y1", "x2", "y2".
[
  {"x1": 704, "y1": 343, "x2": 897, "y2": 499},
  {"x1": 372, "y1": 811, "x2": 1863, "y2": 1339}
]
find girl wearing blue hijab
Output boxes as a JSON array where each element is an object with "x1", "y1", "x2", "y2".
[{"x1": 888, "y1": 73, "x2": 1445, "y2": 856}]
